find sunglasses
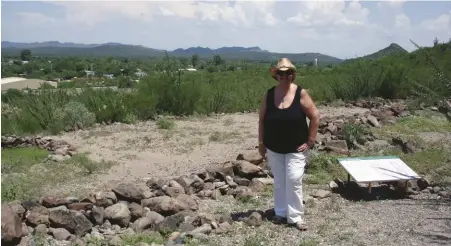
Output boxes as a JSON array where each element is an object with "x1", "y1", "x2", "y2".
[{"x1": 276, "y1": 70, "x2": 293, "y2": 76}]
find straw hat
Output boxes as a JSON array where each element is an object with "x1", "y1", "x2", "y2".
[{"x1": 270, "y1": 58, "x2": 297, "y2": 81}]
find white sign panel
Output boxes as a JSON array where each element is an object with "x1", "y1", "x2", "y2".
[{"x1": 337, "y1": 156, "x2": 421, "y2": 183}]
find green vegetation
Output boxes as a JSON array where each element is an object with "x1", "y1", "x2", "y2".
[
  {"x1": 1, "y1": 39, "x2": 450, "y2": 137},
  {"x1": 1, "y1": 150, "x2": 114, "y2": 202}
]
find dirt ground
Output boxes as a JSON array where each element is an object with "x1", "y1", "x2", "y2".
[{"x1": 51, "y1": 106, "x2": 369, "y2": 190}]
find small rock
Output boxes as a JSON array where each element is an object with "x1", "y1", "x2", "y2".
[
  {"x1": 245, "y1": 212, "x2": 263, "y2": 227},
  {"x1": 50, "y1": 228, "x2": 71, "y2": 241},
  {"x1": 104, "y1": 203, "x2": 131, "y2": 227},
  {"x1": 34, "y1": 224, "x2": 48, "y2": 234},
  {"x1": 311, "y1": 190, "x2": 331, "y2": 199}
]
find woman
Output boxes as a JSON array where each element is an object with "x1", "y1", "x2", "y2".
[{"x1": 258, "y1": 58, "x2": 320, "y2": 231}]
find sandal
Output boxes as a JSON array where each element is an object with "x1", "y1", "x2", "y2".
[{"x1": 294, "y1": 222, "x2": 308, "y2": 231}]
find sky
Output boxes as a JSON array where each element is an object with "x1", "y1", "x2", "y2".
[{"x1": 1, "y1": 0, "x2": 450, "y2": 59}]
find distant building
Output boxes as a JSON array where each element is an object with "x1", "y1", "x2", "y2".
[
  {"x1": 178, "y1": 68, "x2": 198, "y2": 72},
  {"x1": 103, "y1": 74, "x2": 114, "y2": 79},
  {"x1": 85, "y1": 70, "x2": 95, "y2": 76},
  {"x1": 1, "y1": 77, "x2": 57, "y2": 91},
  {"x1": 135, "y1": 70, "x2": 148, "y2": 77},
  {"x1": 314, "y1": 58, "x2": 318, "y2": 67}
]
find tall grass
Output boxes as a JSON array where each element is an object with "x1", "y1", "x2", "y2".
[{"x1": 2, "y1": 42, "x2": 450, "y2": 135}]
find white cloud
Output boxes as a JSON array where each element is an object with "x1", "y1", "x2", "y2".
[
  {"x1": 16, "y1": 12, "x2": 55, "y2": 25},
  {"x1": 395, "y1": 14, "x2": 411, "y2": 29},
  {"x1": 3, "y1": 1, "x2": 451, "y2": 59},
  {"x1": 286, "y1": 1, "x2": 369, "y2": 28}
]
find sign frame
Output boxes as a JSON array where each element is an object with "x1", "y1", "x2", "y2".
[{"x1": 337, "y1": 155, "x2": 422, "y2": 193}]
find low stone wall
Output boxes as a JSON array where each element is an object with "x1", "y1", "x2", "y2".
[
  {"x1": 1, "y1": 136, "x2": 76, "y2": 161},
  {"x1": 1, "y1": 152, "x2": 274, "y2": 246}
]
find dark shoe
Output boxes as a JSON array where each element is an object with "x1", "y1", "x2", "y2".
[{"x1": 271, "y1": 215, "x2": 287, "y2": 224}]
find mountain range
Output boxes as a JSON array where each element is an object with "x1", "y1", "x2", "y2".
[{"x1": 1, "y1": 41, "x2": 409, "y2": 64}]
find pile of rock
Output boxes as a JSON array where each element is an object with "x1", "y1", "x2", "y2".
[
  {"x1": 314, "y1": 103, "x2": 410, "y2": 154},
  {"x1": 1, "y1": 136, "x2": 76, "y2": 162},
  {"x1": 1, "y1": 151, "x2": 276, "y2": 246}
]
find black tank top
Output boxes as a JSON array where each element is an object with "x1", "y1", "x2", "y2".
[{"x1": 263, "y1": 85, "x2": 309, "y2": 154}]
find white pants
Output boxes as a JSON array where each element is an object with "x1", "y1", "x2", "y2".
[{"x1": 266, "y1": 148, "x2": 308, "y2": 224}]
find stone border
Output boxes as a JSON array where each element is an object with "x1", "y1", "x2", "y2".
[{"x1": 1, "y1": 151, "x2": 274, "y2": 246}]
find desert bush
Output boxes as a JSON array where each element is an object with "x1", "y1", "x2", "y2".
[
  {"x1": 74, "y1": 88, "x2": 128, "y2": 124},
  {"x1": 53, "y1": 101, "x2": 96, "y2": 131}
]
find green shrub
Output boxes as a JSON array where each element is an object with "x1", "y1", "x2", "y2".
[{"x1": 53, "y1": 101, "x2": 96, "y2": 131}]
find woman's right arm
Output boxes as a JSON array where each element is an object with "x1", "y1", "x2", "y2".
[{"x1": 258, "y1": 93, "x2": 267, "y2": 146}]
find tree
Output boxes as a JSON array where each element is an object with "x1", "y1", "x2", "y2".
[
  {"x1": 213, "y1": 55, "x2": 223, "y2": 66},
  {"x1": 20, "y1": 49, "x2": 32, "y2": 61},
  {"x1": 433, "y1": 37, "x2": 439, "y2": 47},
  {"x1": 191, "y1": 54, "x2": 199, "y2": 67}
]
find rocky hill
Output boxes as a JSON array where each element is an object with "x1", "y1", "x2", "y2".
[
  {"x1": 344, "y1": 43, "x2": 409, "y2": 63},
  {"x1": 1, "y1": 41, "x2": 343, "y2": 64}
]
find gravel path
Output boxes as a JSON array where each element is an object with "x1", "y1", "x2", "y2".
[{"x1": 200, "y1": 186, "x2": 451, "y2": 246}]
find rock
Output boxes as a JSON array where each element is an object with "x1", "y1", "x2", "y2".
[
  {"x1": 67, "y1": 202, "x2": 93, "y2": 211},
  {"x1": 94, "y1": 191, "x2": 117, "y2": 207},
  {"x1": 34, "y1": 224, "x2": 48, "y2": 234},
  {"x1": 210, "y1": 162, "x2": 235, "y2": 180},
  {"x1": 311, "y1": 190, "x2": 331, "y2": 199},
  {"x1": 190, "y1": 223, "x2": 212, "y2": 234},
  {"x1": 197, "y1": 169, "x2": 215, "y2": 182},
  {"x1": 245, "y1": 212, "x2": 263, "y2": 227},
  {"x1": 432, "y1": 186, "x2": 441, "y2": 194},
  {"x1": 21, "y1": 201, "x2": 48, "y2": 215},
  {"x1": 329, "y1": 180, "x2": 339, "y2": 190},
  {"x1": 234, "y1": 186, "x2": 255, "y2": 200},
  {"x1": 164, "y1": 187, "x2": 185, "y2": 198},
  {"x1": 324, "y1": 140, "x2": 349, "y2": 155},
  {"x1": 104, "y1": 203, "x2": 131, "y2": 227},
  {"x1": 25, "y1": 210, "x2": 49, "y2": 226},
  {"x1": 91, "y1": 206, "x2": 104, "y2": 225},
  {"x1": 41, "y1": 197, "x2": 68, "y2": 208},
  {"x1": 49, "y1": 228, "x2": 71, "y2": 241},
  {"x1": 417, "y1": 178, "x2": 430, "y2": 190},
  {"x1": 236, "y1": 151, "x2": 264, "y2": 165},
  {"x1": 254, "y1": 177, "x2": 274, "y2": 185},
  {"x1": 146, "y1": 178, "x2": 167, "y2": 191},
  {"x1": 168, "y1": 231, "x2": 181, "y2": 241},
  {"x1": 438, "y1": 190, "x2": 449, "y2": 198},
  {"x1": 248, "y1": 179, "x2": 266, "y2": 192},
  {"x1": 48, "y1": 154, "x2": 66, "y2": 162},
  {"x1": 367, "y1": 115, "x2": 381, "y2": 127},
  {"x1": 392, "y1": 137, "x2": 416, "y2": 154},
  {"x1": 211, "y1": 190, "x2": 222, "y2": 200},
  {"x1": 142, "y1": 196, "x2": 192, "y2": 216},
  {"x1": 155, "y1": 212, "x2": 196, "y2": 233},
  {"x1": 1, "y1": 203, "x2": 23, "y2": 243},
  {"x1": 49, "y1": 209, "x2": 92, "y2": 236},
  {"x1": 234, "y1": 177, "x2": 251, "y2": 186},
  {"x1": 108, "y1": 235, "x2": 123, "y2": 246},
  {"x1": 132, "y1": 211, "x2": 165, "y2": 232},
  {"x1": 128, "y1": 202, "x2": 143, "y2": 221},
  {"x1": 113, "y1": 183, "x2": 146, "y2": 202},
  {"x1": 225, "y1": 176, "x2": 238, "y2": 188},
  {"x1": 8, "y1": 201, "x2": 25, "y2": 219},
  {"x1": 327, "y1": 123, "x2": 338, "y2": 134},
  {"x1": 232, "y1": 160, "x2": 266, "y2": 179}
]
